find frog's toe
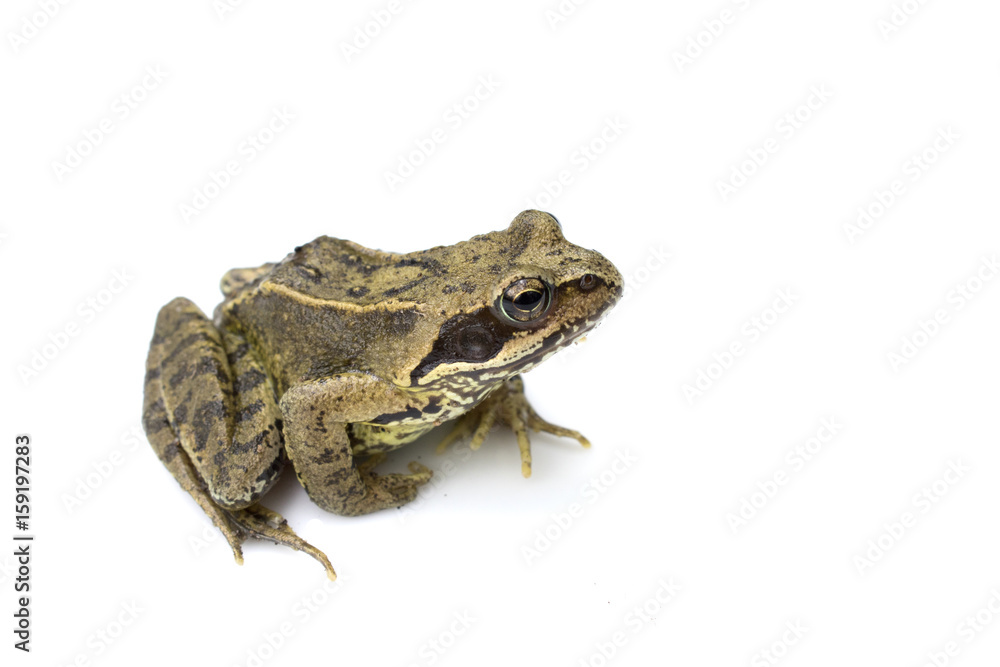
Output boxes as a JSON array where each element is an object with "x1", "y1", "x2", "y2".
[
  {"x1": 225, "y1": 505, "x2": 336, "y2": 581},
  {"x1": 434, "y1": 375, "x2": 589, "y2": 476},
  {"x1": 356, "y1": 452, "x2": 387, "y2": 474},
  {"x1": 435, "y1": 414, "x2": 474, "y2": 454},
  {"x1": 468, "y1": 408, "x2": 497, "y2": 451},
  {"x1": 436, "y1": 392, "x2": 500, "y2": 454},
  {"x1": 525, "y1": 406, "x2": 591, "y2": 449},
  {"x1": 510, "y1": 417, "x2": 533, "y2": 479},
  {"x1": 500, "y1": 375, "x2": 591, "y2": 475},
  {"x1": 362, "y1": 462, "x2": 432, "y2": 509},
  {"x1": 377, "y1": 461, "x2": 433, "y2": 491},
  {"x1": 406, "y1": 460, "x2": 433, "y2": 481},
  {"x1": 220, "y1": 520, "x2": 246, "y2": 566}
]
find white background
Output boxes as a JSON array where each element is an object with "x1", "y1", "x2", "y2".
[{"x1": 3, "y1": 1, "x2": 999, "y2": 665}]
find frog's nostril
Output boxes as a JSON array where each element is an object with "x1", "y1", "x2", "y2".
[{"x1": 579, "y1": 274, "x2": 597, "y2": 291}]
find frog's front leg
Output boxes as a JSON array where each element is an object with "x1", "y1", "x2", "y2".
[
  {"x1": 436, "y1": 375, "x2": 590, "y2": 478},
  {"x1": 143, "y1": 298, "x2": 334, "y2": 578},
  {"x1": 280, "y1": 375, "x2": 432, "y2": 516}
]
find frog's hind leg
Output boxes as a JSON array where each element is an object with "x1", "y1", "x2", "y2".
[
  {"x1": 143, "y1": 297, "x2": 333, "y2": 577},
  {"x1": 142, "y1": 387, "x2": 248, "y2": 565},
  {"x1": 145, "y1": 392, "x2": 335, "y2": 579}
]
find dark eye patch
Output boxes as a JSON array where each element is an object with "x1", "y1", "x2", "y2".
[{"x1": 410, "y1": 309, "x2": 516, "y2": 382}]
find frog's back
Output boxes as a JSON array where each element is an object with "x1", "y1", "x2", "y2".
[
  {"x1": 259, "y1": 235, "x2": 459, "y2": 307},
  {"x1": 251, "y1": 233, "x2": 514, "y2": 311},
  {"x1": 216, "y1": 235, "x2": 461, "y2": 389}
]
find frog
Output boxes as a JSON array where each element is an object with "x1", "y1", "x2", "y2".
[{"x1": 142, "y1": 210, "x2": 623, "y2": 579}]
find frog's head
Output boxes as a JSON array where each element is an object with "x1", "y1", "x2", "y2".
[{"x1": 410, "y1": 210, "x2": 623, "y2": 387}]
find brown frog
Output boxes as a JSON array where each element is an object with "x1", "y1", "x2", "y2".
[{"x1": 142, "y1": 210, "x2": 622, "y2": 578}]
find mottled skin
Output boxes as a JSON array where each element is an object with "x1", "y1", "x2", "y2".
[{"x1": 142, "y1": 210, "x2": 622, "y2": 578}]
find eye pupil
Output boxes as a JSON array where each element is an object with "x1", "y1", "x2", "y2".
[
  {"x1": 513, "y1": 290, "x2": 542, "y2": 309},
  {"x1": 498, "y1": 278, "x2": 551, "y2": 325}
]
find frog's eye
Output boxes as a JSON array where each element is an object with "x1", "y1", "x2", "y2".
[{"x1": 498, "y1": 278, "x2": 552, "y2": 324}]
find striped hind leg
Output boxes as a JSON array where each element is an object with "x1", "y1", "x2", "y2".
[
  {"x1": 142, "y1": 389, "x2": 248, "y2": 564},
  {"x1": 142, "y1": 297, "x2": 334, "y2": 578}
]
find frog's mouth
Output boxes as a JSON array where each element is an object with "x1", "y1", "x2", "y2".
[{"x1": 513, "y1": 294, "x2": 617, "y2": 366}]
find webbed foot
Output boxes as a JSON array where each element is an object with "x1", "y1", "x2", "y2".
[{"x1": 225, "y1": 505, "x2": 336, "y2": 581}]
